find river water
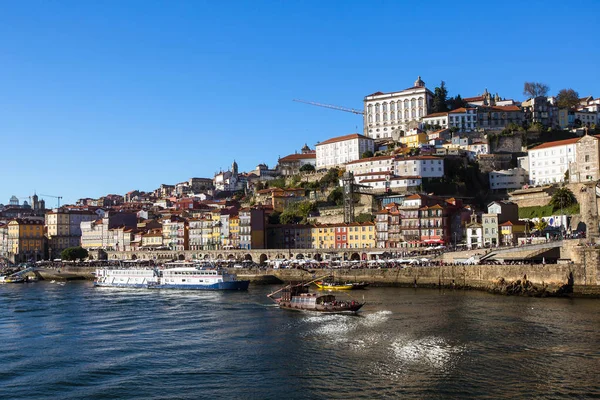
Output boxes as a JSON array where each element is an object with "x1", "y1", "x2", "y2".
[{"x1": 0, "y1": 281, "x2": 598, "y2": 399}]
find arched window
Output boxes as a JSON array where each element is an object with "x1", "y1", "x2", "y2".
[
  {"x1": 411, "y1": 109, "x2": 416, "y2": 118},
  {"x1": 383, "y1": 113, "x2": 388, "y2": 121},
  {"x1": 404, "y1": 110, "x2": 409, "y2": 119},
  {"x1": 404, "y1": 100, "x2": 409, "y2": 109},
  {"x1": 368, "y1": 114, "x2": 373, "y2": 123},
  {"x1": 376, "y1": 114, "x2": 380, "y2": 122},
  {"x1": 418, "y1": 108, "x2": 423, "y2": 117},
  {"x1": 390, "y1": 101, "x2": 395, "y2": 112},
  {"x1": 375, "y1": 103, "x2": 380, "y2": 113},
  {"x1": 382, "y1": 103, "x2": 387, "y2": 112},
  {"x1": 368, "y1": 104, "x2": 373, "y2": 113},
  {"x1": 390, "y1": 111, "x2": 395, "y2": 120},
  {"x1": 418, "y1": 97, "x2": 423, "y2": 107},
  {"x1": 411, "y1": 98, "x2": 416, "y2": 108}
]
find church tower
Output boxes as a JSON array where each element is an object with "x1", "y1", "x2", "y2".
[{"x1": 232, "y1": 160, "x2": 238, "y2": 176}]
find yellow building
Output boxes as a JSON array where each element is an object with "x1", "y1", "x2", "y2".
[
  {"x1": 8, "y1": 218, "x2": 45, "y2": 262},
  {"x1": 500, "y1": 221, "x2": 527, "y2": 246},
  {"x1": 312, "y1": 224, "x2": 336, "y2": 249},
  {"x1": 347, "y1": 222, "x2": 376, "y2": 249},
  {"x1": 211, "y1": 210, "x2": 222, "y2": 249},
  {"x1": 398, "y1": 131, "x2": 428, "y2": 149},
  {"x1": 310, "y1": 222, "x2": 375, "y2": 250},
  {"x1": 230, "y1": 215, "x2": 240, "y2": 249},
  {"x1": 141, "y1": 230, "x2": 163, "y2": 249}
]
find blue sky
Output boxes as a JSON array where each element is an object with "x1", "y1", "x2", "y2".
[{"x1": 1, "y1": 0, "x2": 599, "y2": 206}]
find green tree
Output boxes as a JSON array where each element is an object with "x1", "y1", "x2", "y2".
[
  {"x1": 532, "y1": 122, "x2": 545, "y2": 132},
  {"x1": 361, "y1": 150, "x2": 374, "y2": 159},
  {"x1": 299, "y1": 163, "x2": 315, "y2": 173},
  {"x1": 550, "y1": 187, "x2": 577, "y2": 210},
  {"x1": 320, "y1": 167, "x2": 341, "y2": 187},
  {"x1": 61, "y1": 246, "x2": 88, "y2": 261},
  {"x1": 556, "y1": 88, "x2": 580, "y2": 109},
  {"x1": 327, "y1": 187, "x2": 344, "y2": 206},
  {"x1": 297, "y1": 201, "x2": 318, "y2": 218},
  {"x1": 269, "y1": 178, "x2": 287, "y2": 189},
  {"x1": 355, "y1": 213, "x2": 374, "y2": 223},
  {"x1": 431, "y1": 81, "x2": 449, "y2": 113},
  {"x1": 523, "y1": 81, "x2": 550, "y2": 98},
  {"x1": 268, "y1": 211, "x2": 281, "y2": 225},
  {"x1": 447, "y1": 94, "x2": 467, "y2": 110},
  {"x1": 279, "y1": 212, "x2": 297, "y2": 225}
]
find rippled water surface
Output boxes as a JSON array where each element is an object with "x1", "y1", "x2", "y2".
[{"x1": 0, "y1": 282, "x2": 598, "y2": 399}]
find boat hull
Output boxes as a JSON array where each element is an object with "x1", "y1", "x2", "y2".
[
  {"x1": 315, "y1": 283, "x2": 353, "y2": 290},
  {"x1": 277, "y1": 301, "x2": 364, "y2": 313}
]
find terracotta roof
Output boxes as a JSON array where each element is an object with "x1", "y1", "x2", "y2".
[
  {"x1": 316, "y1": 133, "x2": 371, "y2": 146},
  {"x1": 480, "y1": 105, "x2": 521, "y2": 112},
  {"x1": 448, "y1": 107, "x2": 476, "y2": 114},
  {"x1": 423, "y1": 111, "x2": 448, "y2": 119},
  {"x1": 279, "y1": 153, "x2": 316, "y2": 162},
  {"x1": 499, "y1": 221, "x2": 526, "y2": 226},
  {"x1": 464, "y1": 95, "x2": 484, "y2": 102},
  {"x1": 529, "y1": 137, "x2": 582, "y2": 150}
]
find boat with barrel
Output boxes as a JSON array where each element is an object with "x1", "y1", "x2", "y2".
[
  {"x1": 267, "y1": 276, "x2": 365, "y2": 313},
  {"x1": 94, "y1": 262, "x2": 249, "y2": 291}
]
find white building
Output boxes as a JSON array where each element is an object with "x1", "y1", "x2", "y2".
[
  {"x1": 489, "y1": 168, "x2": 528, "y2": 190},
  {"x1": 316, "y1": 133, "x2": 374, "y2": 169},
  {"x1": 363, "y1": 76, "x2": 433, "y2": 140},
  {"x1": 575, "y1": 109, "x2": 598, "y2": 126},
  {"x1": 422, "y1": 112, "x2": 448, "y2": 129},
  {"x1": 214, "y1": 160, "x2": 244, "y2": 192},
  {"x1": 527, "y1": 138, "x2": 578, "y2": 186},
  {"x1": 423, "y1": 107, "x2": 477, "y2": 132},
  {"x1": 394, "y1": 156, "x2": 444, "y2": 178},
  {"x1": 517, "y1": 156, "x2": 529, "y2": 173},
  {"x1": 448, "y1": 108, "x2": 477, "y2": 132},
  {"x1": 358, "y1": 175, "x2": 422, "y2": 191},
  {"x1": 344, "y1": 155, "x2": 396, "y2": 176}
]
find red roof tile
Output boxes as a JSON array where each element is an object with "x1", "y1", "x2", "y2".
[{"x1": 316, "y1": 133, "x2": 371, "y2": 146}]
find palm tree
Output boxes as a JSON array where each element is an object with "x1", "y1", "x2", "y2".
[{"x1": 550, "y1": 187, "x2": 576, "y2": 210}]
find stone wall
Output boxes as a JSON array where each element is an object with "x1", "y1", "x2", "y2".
[
  {"x1": 259, "y1": 263, "x2": 599, "y2": 296},
  {"x1": 508, "y1": 186, "x2": 555, "y2": 208},
  {"x1": 489, "y1": 134, "x2": 524, "y2": 154}
]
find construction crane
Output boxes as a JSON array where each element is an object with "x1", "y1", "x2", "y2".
[
  {"x1": 293, "y1": 99, "x2": 364, "y2": 115},
  {"x1": 40, "y1": 194, "x2": 63, "y2": 208}
]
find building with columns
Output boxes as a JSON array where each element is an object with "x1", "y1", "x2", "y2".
[{"x1": 363, "y1": 76, "x2": 434, "y2": 140}]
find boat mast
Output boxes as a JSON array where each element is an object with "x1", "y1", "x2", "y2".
[{"x1": 266, "y1": 275, "x2": 330, "y2": 298}]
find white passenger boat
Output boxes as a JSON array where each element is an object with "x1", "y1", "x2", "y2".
[{"x1": 94, "y1": 263, "x2": 249, "y2": 291}]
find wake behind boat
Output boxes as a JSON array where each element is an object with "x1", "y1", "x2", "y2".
[{"x1": 94, "y1": 262, "x2": 249, "y2": 291}]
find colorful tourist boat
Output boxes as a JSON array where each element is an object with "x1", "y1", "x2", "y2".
[
  {"x1": 268, "y1": 278, "x2": 364, "y2": 313},
  {"x1": 94, "y1": 264, "x2": 249, "y2": 291}
]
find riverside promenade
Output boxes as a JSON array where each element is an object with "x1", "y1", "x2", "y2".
[{"x1": 45, "y1": 260, "x2": 600, "y2": 297}]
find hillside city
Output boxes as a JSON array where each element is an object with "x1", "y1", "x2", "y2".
[{"x1": 1, "y1": 76, "x2": 598, "y2": 264}]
